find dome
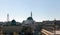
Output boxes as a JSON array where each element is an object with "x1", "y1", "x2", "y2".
[
  {"x1": 12, "y1": 19, "x2": 16, "y2": 22},
  {"x1": 11, "y1": 19, "x2": 16, "y2": 25},
  {"x1": 27, "y1": 17, "x2": 33, "y2": 20}
]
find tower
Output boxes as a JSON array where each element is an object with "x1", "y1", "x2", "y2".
[
  {"x1": 7, "y1": 14, "x2": 9, "y2": 22},
  {"x1": 31, "y1": 11, "x2": 32, "y2": 17}
]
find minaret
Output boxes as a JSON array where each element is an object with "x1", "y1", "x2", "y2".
[
  {"x1": 7, "y1": 14, "x2": 9, "y2": 22},
  {"x1": 31, "y1": 11, "x2": 32, "y2": 17}
]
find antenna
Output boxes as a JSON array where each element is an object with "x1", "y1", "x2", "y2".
[{"x1": 7, "y1": 14, "x2": 9, "y2": 22}]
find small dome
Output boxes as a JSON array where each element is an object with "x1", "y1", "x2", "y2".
[
  {"x1": 11, "y1": 19, "x2": 16, "y2": 23},
  {"x1": 11, "y1": 19, "x2": 16, "y2": 25},
  {"x1": 27, "y1": 17, "x2": 33, "y2": 20}
]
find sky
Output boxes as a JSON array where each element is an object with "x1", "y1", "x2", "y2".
[{"x1": 0, "y1": 0, "x2": 60, "y2": 22}]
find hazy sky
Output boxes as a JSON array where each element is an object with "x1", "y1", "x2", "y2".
[{"x1": 0, "y1": 0, "x2": 60, "y2": 22}]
